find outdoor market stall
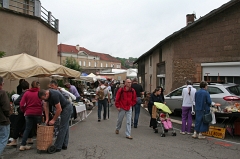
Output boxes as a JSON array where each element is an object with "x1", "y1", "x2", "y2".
[{"x1": 0, "y1": 53, "x2": 81, "y2": 80}]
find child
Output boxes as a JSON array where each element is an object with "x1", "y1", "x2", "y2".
[{"x1": 160, "y1": 113, "x2": 172, "y2": 130}]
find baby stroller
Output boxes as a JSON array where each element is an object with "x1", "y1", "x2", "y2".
[{"x1": 155, "y1": 102, "x2": 177, "y2": 137}]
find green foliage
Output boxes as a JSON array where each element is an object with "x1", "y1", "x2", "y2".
[
  {"x1": 0, "y1": 51, "x2": 6, "y2": 58},
  {"x1": 115, "y1": 57, "x2": 138, "y2": 69},
  {"x1": 63, "y1": 56, "x2": 81, "y2": 71}
]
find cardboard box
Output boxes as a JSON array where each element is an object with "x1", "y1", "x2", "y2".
[{"x1": 202, "y1": 126, "x2": 226, "y2": 139}]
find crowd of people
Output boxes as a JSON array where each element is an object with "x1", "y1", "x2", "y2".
[{"x1": 0, "y1": 75, "x2": 219, "y2": 156}]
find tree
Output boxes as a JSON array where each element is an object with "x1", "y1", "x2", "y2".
[
  {"x1": 63, "y1": 56, "x2": 81, "y2": 71},
  {"x1": 0, "y1": 51, "x2": 6, "y2": 58}
]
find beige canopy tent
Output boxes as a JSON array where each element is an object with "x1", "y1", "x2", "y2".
[{"x1": 0, "y1": 53, "x2": 81, "y2": 80}]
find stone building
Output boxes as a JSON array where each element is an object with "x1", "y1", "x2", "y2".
[
  {"x1": 58, "y1": 44, "x2": 121, "y2": 75},
  {"x1": 134, "y1": 0, "x2": 240, "y2": 93}
]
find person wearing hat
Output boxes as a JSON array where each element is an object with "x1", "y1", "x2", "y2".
[{"x1": 65, "y1": 82, "x2": 80, "y2": 102}]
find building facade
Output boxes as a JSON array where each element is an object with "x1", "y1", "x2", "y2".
[
  {"x1": 0, "y1": 0, "x2": 59, "y2": 91},
  {"x1": 135, "y1": 0, "x2": 240, "y2": 94},
  {"x1": 58, "y1": 44, "x2": 122, "y2": 75},
  {"x1": 0, "y1": 0, "x2": 59, "y2": 63}
]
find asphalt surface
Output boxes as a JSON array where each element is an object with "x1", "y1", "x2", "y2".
[{"x1": 2, "y1": 104, "x2": 240, "y2": 159}]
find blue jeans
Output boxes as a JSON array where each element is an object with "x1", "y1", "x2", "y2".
[
  {"x1": 0, "y1": 124, "x2": 10, "y2": 155},
  {"x1": 132, "y1": 97, "x2": 142, "y2": 127},
  {"x1": 21, "y1": 116, "x2": 41, "y2": 146},
  {"x1": 116, "y1": 108, "x2": 132, "y2": 137},
  {"x1": 98, "y1": 99, "x2": 107, "y2": 120},
  {"x1": 54, "y1": 104, "x2": 73, "y2": 149}
]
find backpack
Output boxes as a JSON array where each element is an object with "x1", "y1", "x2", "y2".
[{"x1": 98, "y1": 87, "x2": 107, "y2": 100}]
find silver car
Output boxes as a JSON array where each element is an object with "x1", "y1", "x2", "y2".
[{"x1": 165, "y1": 83, "x2": 240, "y2": 113}]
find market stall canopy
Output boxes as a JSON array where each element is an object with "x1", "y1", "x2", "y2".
[
  {"x1": 0, "y1": 53, "x2": 81, "y2": 80},
  {"x1": 87, "y1": 73, "x2": 96, "y2": 77}
]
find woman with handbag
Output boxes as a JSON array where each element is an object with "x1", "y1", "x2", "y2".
[
  {"x1": 192, "y1": 81, "x2": 220, "y2": 139},
  {"x1": 148, "y1": 87, "x2": 164, "y2": 133}
]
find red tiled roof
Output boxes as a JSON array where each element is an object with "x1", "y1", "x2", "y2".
[{"x1": 58, "y1": 44, "x2": 120, "y2": 63}]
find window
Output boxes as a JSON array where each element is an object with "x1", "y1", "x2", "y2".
[
  {"x1": 227, "y1": 86, "x2": 240, "y2": 96},
  {"x1": 83, "y1": 61, "x2": 85, "y2": 66},
  {"x1": 106, "y1": 63, "x2": 108, "y2": 67},
  {"x1": 101, "y1": 63, "x2": 102, "y2": 67},
  {"x1": 117, "y1": 64, "x2": 120, "y2": 68},
  {"x1": 94, "y1": 62, "x2": 97, "y2": 67},
  {"x1": 234, "y1": 77, "x2": 240, "y2": 84},
  {"x1": 193, "y1": 86, "x2": 200, "y2": 91},
  {"x1": 79, "y1": 61, "x2": 82, "y2": 66},
  {"x1": 170, "y1": 87, "x2": 184, "y2": 96},
  {"x1": 89, "y1": 61, "x2": 91, "y2": 67},
  {"x1": 111, "y1": 64, "x2": 113, "y2": 67},
  {"x1": 207, "y1": 86, "x2": 223, "y2": 94}
]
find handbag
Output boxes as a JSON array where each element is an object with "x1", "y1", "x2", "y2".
[{"x1": 203, "y1": 112, "x2": 212, "y2": 124}]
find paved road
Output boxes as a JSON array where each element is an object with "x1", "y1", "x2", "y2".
[{"x1": 2, "y1": 105, "x2": 240, "y2": 159}]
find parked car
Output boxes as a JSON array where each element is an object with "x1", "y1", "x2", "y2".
[{"x1": 165, "y1": 83, "x2": 240, "y2": 113}]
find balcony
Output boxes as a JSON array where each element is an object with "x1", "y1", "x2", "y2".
[{"x1": 0, "y1": 0, "x2": 59, "y2": 31}]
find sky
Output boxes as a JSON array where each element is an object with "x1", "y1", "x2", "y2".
[{"x1": 40, "y1": 0, "x2": 230, "y2": 58}]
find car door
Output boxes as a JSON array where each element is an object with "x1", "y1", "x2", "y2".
[{"x1": 165, "y1": 87, "x2": 185, "y2": 112}]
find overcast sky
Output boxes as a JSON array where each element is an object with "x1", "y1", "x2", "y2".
[{"x1": 40, "y1": 0, "x2": 230, "y2": 58}]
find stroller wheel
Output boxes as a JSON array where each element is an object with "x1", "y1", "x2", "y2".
[
  {"x1": 172, "y1": 132, "x2": 177, "y2": 136},
  {"x1": 47, "y1": 145, "x2": 56, "y2": 154},
  {"x1": 160, "y1": 133, "x2": 165, "y2": 137}
]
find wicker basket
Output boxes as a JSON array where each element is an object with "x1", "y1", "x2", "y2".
[{"x1": 37, "y1": 125, "x2": 54, "y2": 151}]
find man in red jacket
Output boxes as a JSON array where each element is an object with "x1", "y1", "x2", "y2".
[
  {"x1": 115, "y1": 79, "x2": 136, "y2": 139},
  {"x1": 19, "y1": 81, "x2": 42, "y2": 151}
]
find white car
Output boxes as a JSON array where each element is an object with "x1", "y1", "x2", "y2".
[{"x1": 165, "y1": 83, "x2": 240, "y2": 113}]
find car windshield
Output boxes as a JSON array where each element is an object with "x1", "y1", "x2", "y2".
[{"x1": 227, "y1": 85, "x2": 240, "y2": 96}]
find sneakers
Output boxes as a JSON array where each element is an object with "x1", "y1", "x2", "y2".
[
  {"x1": 115, "y1": 130, "x2": 119, "y2": 134},
  {"x1": 7, "y1": 141, "x2": 17, "y2": 146},
  {"x1": 19, "y1": 145, "x2": 31, "y2": 151},
  {"x1": 187, "y1": 132, "x2": 191, "y2": 135},
  {"x1": 180, "y1": 131, "x2": 186, "y2": 135},
  {"x1": 198, "y1": 134, "x2": 206, "y2": 139},
  {"x1": 192, "y1": 133, "x2": 198, "y2": 139},
  {"x1": 126, "y1": 136, "x2": 133, "y2": 139}
]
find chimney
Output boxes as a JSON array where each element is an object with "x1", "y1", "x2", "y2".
[
  {"x1": 186, "y1": 14, "x2": 195, "y2": 26},
  {"x1": 76, "y1": 44, "x2": 80, "y2": 51}
]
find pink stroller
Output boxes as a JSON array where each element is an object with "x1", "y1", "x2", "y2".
[{"x1": 156, "y1": 111, "x2": 176, "y2": 137}]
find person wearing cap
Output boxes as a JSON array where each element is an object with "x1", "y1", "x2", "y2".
[{"x1": 65, "y1": 83, "x2": 80, "y2": 102}]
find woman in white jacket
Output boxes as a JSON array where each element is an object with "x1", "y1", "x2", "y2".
[{"x1": 180, "y1": 80, "x2": 196, "y2": 135}]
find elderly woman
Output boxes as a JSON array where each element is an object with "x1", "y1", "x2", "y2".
[
  {"x1": 192, "y1": 81, "x2": 220, "y2": 139},
  {"x1": 148, "y1": 87, "x2": 164, "y2": 133}
]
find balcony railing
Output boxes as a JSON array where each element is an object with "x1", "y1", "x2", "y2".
[{"x1": 0, "y1": 0, "x2": 59, "y2": 31}]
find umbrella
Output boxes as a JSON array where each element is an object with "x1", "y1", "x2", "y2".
[{"x1": 154, "y1": 102, "x2": 172, "y2": 114}]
